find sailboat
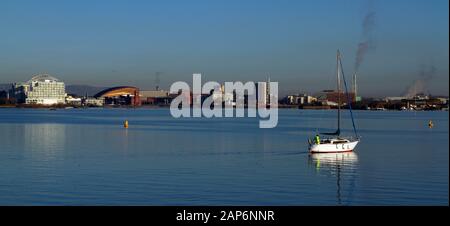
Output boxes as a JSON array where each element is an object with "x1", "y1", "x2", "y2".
[{"x1": 308, "y1": 50, "x2": 360, "y2": 153}]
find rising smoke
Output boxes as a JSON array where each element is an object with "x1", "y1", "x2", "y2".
[
  {"x1": 354, "y1": 4, "x2": 376, "y2": 72},
  {"x1": 403, "y1": 65, "x2": 437, "y2": 98}
]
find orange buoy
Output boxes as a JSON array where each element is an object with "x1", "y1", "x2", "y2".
[{"x1": 124, "y1": 120, "x2": 129, "y2": 128}]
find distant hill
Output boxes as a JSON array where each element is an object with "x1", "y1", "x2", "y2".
[{"x1": 66, "y1": 85, "x2": 108, "y2": 97}]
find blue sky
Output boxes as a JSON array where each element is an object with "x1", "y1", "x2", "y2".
[{"x1": 0, "y1": 0, "x2": 448, "y2": 96}]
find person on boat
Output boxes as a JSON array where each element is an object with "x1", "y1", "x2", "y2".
[{"x1": 315, "y1": 134, "x2": 321, "y2": 144}]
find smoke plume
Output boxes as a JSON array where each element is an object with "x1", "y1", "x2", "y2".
[
  {"x1": 403, "y1": 65, "x2": 437, "y2": 98},
  {"x1": 354, "y1": 7, "x2": 376, "y2": 72}
]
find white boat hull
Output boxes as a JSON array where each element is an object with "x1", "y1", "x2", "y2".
[{"x1": 309, "y1": 140, "x2": 359, "y2": 153}]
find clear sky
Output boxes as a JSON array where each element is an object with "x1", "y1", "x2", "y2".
[{"x1": 0, "y1": 0, "x2": 448, "y2": 97}]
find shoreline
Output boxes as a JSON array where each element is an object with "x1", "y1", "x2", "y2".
[{"x1": 0, "y1": 104, "x2": 447, "y2": 112}]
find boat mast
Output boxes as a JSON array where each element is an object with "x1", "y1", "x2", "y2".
[{"x1": 337, "y1": 50, "x2": 341, "y2": 136}]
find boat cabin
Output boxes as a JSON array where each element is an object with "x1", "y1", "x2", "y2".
[{"x1": 320, "y1": 138, "x2": 351, "y2": 144}]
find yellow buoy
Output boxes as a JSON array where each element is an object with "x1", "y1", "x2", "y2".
[
  {"x1": 428, "y1": 120, "x2": 433, "y2": 128},
  {"x1": 124, "y1": 120, "x2": 129, "y2": 128}
]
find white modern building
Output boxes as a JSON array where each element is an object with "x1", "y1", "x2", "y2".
[
  {"x1": 66, "y1": 95, "x2": 82, "y2": 106},
  {"x1": 15, "y1": 74, "x2": 66, "y2": 105},
  {"x1": 83, "y1": 97, "x2": 104, "y2": 107}
]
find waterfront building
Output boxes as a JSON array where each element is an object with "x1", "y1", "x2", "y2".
[
  {"x1": 435, "y1": 97, "x2": 448, "y2": 105},
  {"x1": 14, "y1": 74, "x2": 66, "y2": 105},
  {"x1": 210, "y1": 85, "x2": 224, "y2": 105},
  {"x1": 140, "y1": 90, "x2": 170, "y2": 105},
  {"x1": 83, "y1": 97, "x2": 104, "y2": 107},
  {"x1": 94, "y1": 86, "x2": 140, "y2": 106},
  {"x1": 12, "y1": 83, "x2": 29, "y2": 103},
  {"x1": 258, "y1": 82, "x2": 267, "y2": 106},
  {"x1": 223, "y1": 92, "x2": 234, "y2": 106},
  {"x1": 384, "y1": 96, "x2": 406, "y2": 102},
  {"x1": 318, "y1": 90, "x2": 356, "y2": 104},
  {"x1": 66, "y1": 95, "x2": 82, "y2": 106},
  {"x1": 284, "y1": 93, "x2": 317, "y2": 105},
  {"x1": 215, "y1": 84, "x2": 234, "y2": 106},
  {"x1": 140, "y1": 90, "x2": 168, "y2": 99}
]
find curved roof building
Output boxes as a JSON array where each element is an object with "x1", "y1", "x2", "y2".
[
  {"x1": 27, "y1": 74, "x2": 60, "y2": 83},
  {"x1": 94, "y1": 86, "x2": 138, "y2": 98},
  {"x1": 94, "y1": 86, "x2": 141, "y2": 106}
]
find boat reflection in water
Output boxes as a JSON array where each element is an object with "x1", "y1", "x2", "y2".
[{"x1": 308, "y1": 152, "x2": 359, "y2": 205}]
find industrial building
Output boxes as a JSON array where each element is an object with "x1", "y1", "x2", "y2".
[
  {"x1": 140, "y1": 90, "x2": 170, "y2": 105},
  {"x1": 13, "y1": 74, "x2": 66, "y2": 105},
  {"x1": 319, "y1": 90, "x2": 356, "y2": 105}
]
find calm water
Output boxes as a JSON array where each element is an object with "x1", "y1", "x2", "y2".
[{"x1": 0, "y1": 108, "x2": 448, "y2": 205}]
